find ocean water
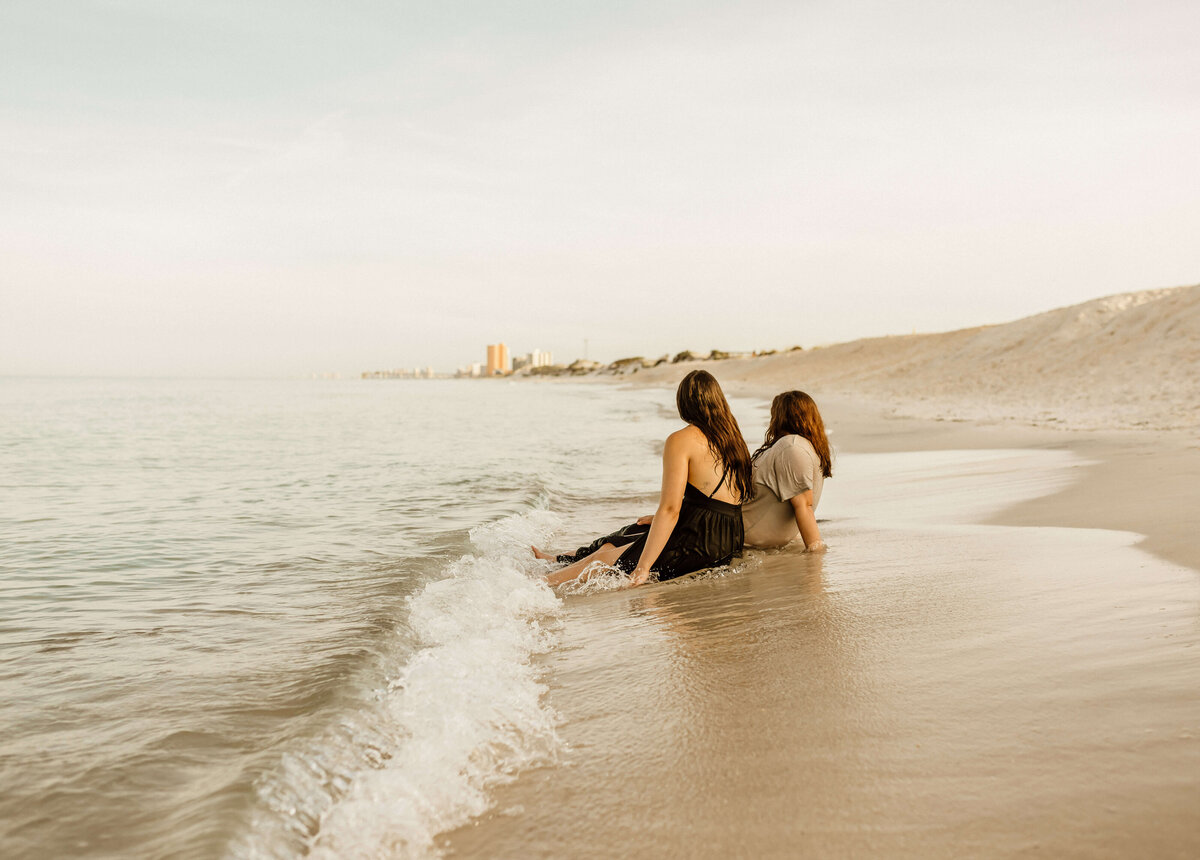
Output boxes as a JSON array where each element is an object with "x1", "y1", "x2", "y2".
[{"x1": 0, "y1": 377, "x2": 696, "y2": 859}]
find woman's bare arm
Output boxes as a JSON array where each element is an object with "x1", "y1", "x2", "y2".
[
  {"x1": 789, "y1": 490, "x2": 826, "y2": 552},
  {"x1": 629, "y1": 431, "x2": 690, "y2": 585}
]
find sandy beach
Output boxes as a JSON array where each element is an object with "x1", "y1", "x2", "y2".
[{"x1": 441, "y1": 288, "x2": 1200, "y2": 858}]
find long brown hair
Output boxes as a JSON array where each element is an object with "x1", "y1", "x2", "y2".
[
  {"x1": 675, "y1": 370, "x2": 753, "y2": 501},
  {"x1": 751, "y1": 390, "x2": 833, "y2": 478}
]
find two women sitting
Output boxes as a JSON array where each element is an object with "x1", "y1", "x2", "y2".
[{"x1": 535, "y1": 371, "x2": 832, "y2": 588}]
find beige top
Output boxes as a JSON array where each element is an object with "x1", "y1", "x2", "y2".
[{"x1": 742, "y1": 434, "x2": 824, "y2": 548}]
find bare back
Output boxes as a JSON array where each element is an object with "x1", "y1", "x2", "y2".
[{"x1": 675, "y1": 424, "x2": 742, "y2": 504}]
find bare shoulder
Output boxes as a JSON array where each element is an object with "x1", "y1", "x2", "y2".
[{"x1": 666, "y1": 424, "x2": 706, "y2": 451}]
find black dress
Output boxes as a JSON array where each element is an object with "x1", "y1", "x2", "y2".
[{"x1": 555, "y1": 473, "x2": 744, "y2": 581}]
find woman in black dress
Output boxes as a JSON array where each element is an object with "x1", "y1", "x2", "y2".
[{"x1": 534, "y1": 370, "x2": 753, "y2": 588}]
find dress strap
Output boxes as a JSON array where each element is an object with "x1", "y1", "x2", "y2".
[{"x1": 707, "y1": 466, "x2": 729, "y2": 499}]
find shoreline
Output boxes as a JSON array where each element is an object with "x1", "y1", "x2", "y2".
[
  {"x1": 441, "y1": 394, "x2": 1200, "y2": 858},
  {"x1": 813, "y1": 392, "x2": 1200, "y2": 575},
  {"x1": 591, "y1": 369, "x2": 1200, "y2": 576},
  {"x1": 445, "y1": 285, "x2": 1200, "y2": 855}
]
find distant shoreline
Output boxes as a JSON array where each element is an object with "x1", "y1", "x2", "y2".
[{"x1": 520, "y1": 283, "x2": 1200, "y2": 434}]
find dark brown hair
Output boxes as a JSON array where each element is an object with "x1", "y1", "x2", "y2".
[
  {"x1": 751, "y1": 390, "x2": 833, "y2": 478},
  {"x1": 675, "y1": 370, "x2": 753, "y2": 501}
]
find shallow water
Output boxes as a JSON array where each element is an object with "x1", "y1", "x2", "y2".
[
  {"x1": 444, "y1": 447, "x2": 1200, "y2": 859},
  {"x1": 0, "y1": 378, "x2": 700, "y2": 859}
]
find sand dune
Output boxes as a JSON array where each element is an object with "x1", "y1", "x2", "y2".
[{"x1": 632, "y1": 284, "x2": 1200, "y2": 431}]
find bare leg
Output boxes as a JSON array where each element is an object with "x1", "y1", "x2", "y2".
[
  {"x1": 531, "y1": 545, "x2": 557, "y2": 561},
  {"x1": 544, "y1": 542, "x2": 629, "y2": 588}
]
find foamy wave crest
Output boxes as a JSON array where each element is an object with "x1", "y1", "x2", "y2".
[
  {"x1": 468, "y1": 506, "x2": 559, "y2": 559},
  {"x1": 228, "y1": 509, "x2": 564, "y2": 860}
]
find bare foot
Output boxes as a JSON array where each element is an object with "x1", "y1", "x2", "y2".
[{"x1": 531, "y1": 545, "x2": 556, "y2": 561}]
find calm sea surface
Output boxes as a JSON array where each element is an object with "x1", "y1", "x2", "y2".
[{"x1": 0, "y1": 377, "x2": 693, "y2": 859}]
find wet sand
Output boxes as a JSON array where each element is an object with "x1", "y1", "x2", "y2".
[
  {"x1": 815, "y1": 393, "x2": 1200, "y2": 575},
  {"x1": 440, "y1": 405, "x2": 1200, "y2": 858}
]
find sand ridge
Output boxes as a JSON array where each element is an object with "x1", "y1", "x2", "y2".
[{"x1": 622, "y1": 284, "x2": 1200, "y2": 432}]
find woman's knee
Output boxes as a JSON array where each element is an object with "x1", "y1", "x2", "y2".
[{"x1": 594, "y1": 542, "x2": 622, "y2": 560}]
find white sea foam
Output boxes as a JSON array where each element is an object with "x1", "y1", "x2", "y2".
[
  {"x1": 469, "y1": 505, "x2": 561, "y2": 559},
  {"x1": 556, "y1": 560, "x2": 632, "y2": 595},
  {"x1": 229, "y1": 509, "x2": 565, "y2": 860}
]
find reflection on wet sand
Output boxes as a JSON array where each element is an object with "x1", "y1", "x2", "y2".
[
  {"x1": 442, "y1": 452, "x2": 1200, "y2": 859},
  {"x1": 443, "y1": 523, "x2": 1199, "y2": 859},
  {"x1": 622, "y1": 553, "x2": 886, "y2": 799}
]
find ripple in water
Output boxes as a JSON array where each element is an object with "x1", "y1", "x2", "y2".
[{"x1": 0, "y1": 378, "x2": 682, "y2": 858}]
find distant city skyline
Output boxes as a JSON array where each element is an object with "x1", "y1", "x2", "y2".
[{"x1": 2, "y1": 1, "x2": 1198, "y2": 377}]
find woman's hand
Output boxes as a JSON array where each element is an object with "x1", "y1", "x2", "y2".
[
  {"x1": 629, "y1": 566, "x2": 652, "y2": 586},
  {"x1": 804, "y1": 540, "x2": 827, "y2": 553},
  {"x1": 636, "y1": 514, "x2": 654, "y2": 526}
]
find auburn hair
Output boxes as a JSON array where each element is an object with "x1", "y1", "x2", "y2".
[
  {"x1": 751, "y1": 390, "x2": 833, "y2": 478},
  {"x1": 675, "y1": 370, "x2": 753, "y2": 501}
]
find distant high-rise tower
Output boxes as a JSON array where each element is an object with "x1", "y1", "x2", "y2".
[{"x1": 486, "y1": 343, "x2": 510, "y2": 376}]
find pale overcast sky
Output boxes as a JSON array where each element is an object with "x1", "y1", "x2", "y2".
[{"x1": 2, "y1": 1, "x2": 1197, "y2": 376}]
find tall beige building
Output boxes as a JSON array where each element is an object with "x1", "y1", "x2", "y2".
[{"x1": 486, "y1": 343, "x2": 509, "y2": 376}]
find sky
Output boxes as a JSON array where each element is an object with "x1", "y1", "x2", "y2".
[{"x1": 2, "y1": 0, "x2": 1198, "y2": 376}]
